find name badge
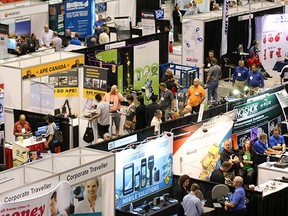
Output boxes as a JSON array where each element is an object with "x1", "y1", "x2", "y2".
[
  {"x1": 243, "y1": 155, "x2": 248, "y2": 160},
  {"x1": 21, "y1": 128, "x2": 26, "y2": 133},
  {"x1": 207, "y1": 63, "x2": 211, "y2": 67},
  {"x1": 161, "y1": 97, "x2": 164, "y2": 101},
  {"x1": 195, "y1": 92, "x2": 199, "y2": 96},
  {"x1": 238, "y1": 72, "x2": 241, "y2": 77},
  {"x1": 250, "y1": 76, "x2": 253, "y2": 80}
]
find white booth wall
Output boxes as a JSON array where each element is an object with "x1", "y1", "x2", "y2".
[{"x1": 0, "y1": 1, "x2": 48, "y2": 37}]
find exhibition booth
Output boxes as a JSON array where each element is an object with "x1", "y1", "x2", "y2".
[
  {"x1": 181, "y1": 2, "x2": 284, "y2": 81},
  {"x1": 0, "y1": 1, "x2": 48, "y2": 37},
  {"x1": 0, "y1": 147, "x2": 115, "y2": 216}
]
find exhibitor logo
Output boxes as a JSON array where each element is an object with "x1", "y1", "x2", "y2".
[
  {"x1": 236, "y1": 103, "x2": 258, "y2": 118},
  {"x1": 66, "y1": 0, "x2": 88, "y2": 10}
]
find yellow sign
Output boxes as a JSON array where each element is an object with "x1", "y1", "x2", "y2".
[
  {"x1": 21, "y1": 56, "x2": 84, "y2": 79},
  {"x1": 83, "y1": 89, "x2": 106, "y2": 100},
  {"x1": 55, "y1": 87, "x2": 79, "y2": 97}
]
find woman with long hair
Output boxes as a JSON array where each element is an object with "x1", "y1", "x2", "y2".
[
  {"x1": 239, "y1": 140, "x2": 257, "y2": 185},
  {"x1": 176, "y1": 174, "x2": 190, "y2": 216}
]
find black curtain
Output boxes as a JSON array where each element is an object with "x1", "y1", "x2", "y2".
[{"x1": 136, "y1": 0, "x2": 160, "y2": 23}]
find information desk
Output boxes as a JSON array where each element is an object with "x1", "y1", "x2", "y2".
[
  {"x1": 5, "y1": 138, "x2": 46, "y2": 169},
  {"x1": 257, "y1": 162, "x2": 288, "y2": 185}
]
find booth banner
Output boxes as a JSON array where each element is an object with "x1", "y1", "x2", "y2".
[
  {"x1": 65, "y1": 0, "x2": 95, "y2": 38},
  {"x1": 0, "y1": 176, "x2": 59, "y2": 203},
  {"x1": 15, "y1": 16, "x2": 31, "y2": 36},
  {"x1": 83, "y1": 66, "x2": 108, "y2": 100},
  {"x1": 21, "y1": 56, "x2": 84, "y2": 79},
  {"x1": 0, "y1": 181, "x2": 70, "y2": 216},
  {"x1": 0, "y1": 24, "x2": 8, "y2": 60},
  {"x1": 96, "y1": 49, "x2": 118, "y2": 64},
  {"x1": 49, "y1": 69, "x2": 79, "y2": 97},
  {"x1": 30, "y1": 82, "x2": 54, "y2": 115},
  {"x1": 221, "y1": 0, "x2": 229, "y2": 56},
  {"x1": 0, "y1": 83, "x2": 4, "y2": 131},
  {"x1": 115, "y1": 134, "x2": 173, "y2": 208},
  {"x1": 114, "y1": 17, "x2": 131, "y2": 41},
  {"x1": 182, "y1": 19, "x2": 204, "y2": 68},
  {"x1": 133, "y1": 41, "x2": 159, "y2": 98},
  {"x1": 255, "y1": 14, "x2": 288, "y2": 70},
  {"x1": 173, "y1": 111, "x2": 235, "y2": 179},
  {"x1": 233, "y1": 93, "x2": 282, "y2": 148},
  {"x1": 49, "y1": 3, "x2": 65, "y2": 35},
  {"x1": 0, "y1": 3, "x2": 48, "y2": 20},
  {"x1": 141, "y1": 10, "x2": 156, "y2": 36},
  {"x1": 275, "y1": 89, "x2": 288, "y2": 121}
]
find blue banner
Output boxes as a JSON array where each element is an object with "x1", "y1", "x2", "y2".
[{"x1": 65, "y1": 0, "x2": 95, "y2": 38}]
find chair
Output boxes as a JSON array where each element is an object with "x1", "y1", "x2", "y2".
[
  {"x1": 211, "y1": 184, "x2": 230, "y2": 213},
  {"x1": 197, "y1": 190, "x2": 215, "y2": 215},
  {"x1": 223, "y1": 58, "x2": 236, "y2": 82},
  {"x1": 211, "y1": 184, "x2": 230, "y2": 200},
  {"x1": 196, "y1": 190, "x2": 204, "y2": 200}
]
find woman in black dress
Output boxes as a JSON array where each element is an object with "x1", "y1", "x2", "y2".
[{"x1": 176, "y1": 174, "x2": 190, "y2": 216}]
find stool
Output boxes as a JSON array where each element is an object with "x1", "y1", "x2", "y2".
[
  {"x1": 55, "y1": 146, "x2": 61, "y2": 153},
  {"x1": 223, "y1": 58, "x2": 236, "y2": 82}
]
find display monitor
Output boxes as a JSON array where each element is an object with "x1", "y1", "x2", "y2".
[
  {"x1": 154, "y1": 9, "x2": 164, "y2": 19},
  {"x1": 34, "y1": 122, "x2": 60, "y2": 137},
  {"x1": 96, "y1": 3, "x2": 107, "y2": 12}
]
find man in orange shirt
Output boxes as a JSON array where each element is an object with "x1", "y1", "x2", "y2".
[
  {"x1": 185, "y1": 78, "x2": 206, "y2": 113},
  {"x1": 13, "y1": 114, "x2": 32, "y2": 139},
  {"x1": 103, "y1": 85, "x2": 124, "y2": 137}
]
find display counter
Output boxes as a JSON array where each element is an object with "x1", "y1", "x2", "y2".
[
  {"x1": 5, "y1": 138, "x2": 46, "y2": 168},
  {"x1": 257, "y1": 162, "x2": 288, "y2": 185}
]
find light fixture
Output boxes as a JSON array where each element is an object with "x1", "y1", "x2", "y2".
[
  {"x1": 233, "y1": 89, "x2": 246, "y2": 97},
  {"x1": 244, "y1": 86, "x2": 259, "y2": 94}
]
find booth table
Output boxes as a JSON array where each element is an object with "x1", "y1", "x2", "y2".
[
  {"x1": 256, "y1": 180, "x2": 288, "y2": 216},
  {"x1": 257, "y1": 162, "x2": 288, "y2": 185},
  {"x1": 5, "y1": 138, "x2": 46, "y2": 169}
]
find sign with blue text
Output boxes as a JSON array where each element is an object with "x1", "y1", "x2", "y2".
[{"x1": 65, "y1": 0, "x2": 95, "y2": 37}]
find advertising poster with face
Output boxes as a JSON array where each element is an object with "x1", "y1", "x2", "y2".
[{"x1": 0, "y1": 181, "x2": 70, "y2": 216}]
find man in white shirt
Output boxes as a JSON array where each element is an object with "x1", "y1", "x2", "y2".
[
  {"x1": 150, "y1": 109, "x2": 162, "y2": 135},
  {"x1": 40, "y1": 24, "x2": 53, "y2": 47},
  {"x1": 99, "y1": 26, "x2": 110, "y2": 45},
  {"x1": 51, "y1": 31, "x2": 62, "y2": 51}
]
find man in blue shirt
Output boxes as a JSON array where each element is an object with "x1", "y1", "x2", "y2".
[
  {"x1": 233, "y1": 60, "x2": 248, "y2": 98},
  {"x1": 224, "y1": 176, "x2": 246, "y2": 216},
  {"x1": 183, "y1": 183, "x2": 204, "y2": 216},
  {"x1": 70, "y1": 32, "x2": 81, "y2": 46},
  {"x1": 253, "y1": 133, "x2": 281, "y2": 155},
  {"x1": 269, "y1": 127, "x2": 286, "y2": 152},
  {"x1": 246, "y1": 64, "x2": 264, "y2": 96},
  {"x1": 94, "y1": 15, "x2": 105, "y2": 39}
]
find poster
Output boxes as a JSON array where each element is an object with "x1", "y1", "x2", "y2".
[
  {"x1": 59, "y1": 156, "x2": 115, "y2": 216},
  {"x1": 0, "y1": 181, "x2": 70, "y2": 216},
  {"x1": 275, "y1": 89, "x2": 288, "y2": 121},
  {"x1": 133, "y1": 41, "x2": 159, "y2": 100},
  {"x1": 49, "y1": 3, "x2": 65, "y2": 35},
  {"x1": 173, "y1": 111, "x2": 235, "y2": 179},
  {"x1": 65, "y1": 0, "x2": 95, "y2": 38},
  {"x1": 21, "y1": 56, "x2": 84, "y2": 78},
  {"x1": 182, "y1": 19, "x2": 204, "y2": 69},
  {"x1": 0, "y1": 23, "x2": 8, "y2": 60},
  {"x1": 115, "y1": 134, "x2": 173, "y2": 209},
  {"x1": 83, "y1": 66, "x2": 108, "y2": 100},
  {"x1": 233, "y1": 93, "x2": 283, "y2": 148},
  {"x1": 15, "y1": 16, "x2": 31, "y2": 36},
  {"x1": 255, "y1": 14, "x2": 288, "y2": 70},
  {"x1": 30, "y1": 82, "x2": 54, "y2": 115},
  {"x1": 49, "y1": 69, "x2": 79, "y2": 97},
  {"x1": 141, "y1": 10, "x2": 156, "y2": 36},
  {"x1": 0, "y1": 83, "x2": 4, "y2": 165}
]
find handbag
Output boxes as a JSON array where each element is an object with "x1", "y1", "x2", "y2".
[{"x1": 83, "y1": 122, "x2": 94, "y2": 143}]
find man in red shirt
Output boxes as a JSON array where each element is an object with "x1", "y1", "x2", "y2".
[{"x1": 13, "y1": 114, "x2": 32, "y2": 138}]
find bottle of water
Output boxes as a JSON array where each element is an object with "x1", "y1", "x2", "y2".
[
  {"x1": 266, "y1": 155, "x2": 270, "y2": 167},
  {"x1": 129, "y1": 203, "x2": 133, "y2": 213}
]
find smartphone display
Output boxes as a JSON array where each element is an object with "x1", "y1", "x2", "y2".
[
  {"x1": 148, "y1": 155, "x2": 154, "y2": 186},
  {"x1": 141, "y1": 158, "x2": 147, "y2": 188},
  {"x1": 134, "y1": 171, "x2": 140, "y2": 191},
  {"x1": 123, "y1": 163, "x2": 134, "y2": 195}
]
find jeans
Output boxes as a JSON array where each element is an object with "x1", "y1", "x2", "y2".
[
  {"x1": 208, "y1": 81, "x2": 219, "y2": 102},
  {"x1": 173, "y1": 24, "x2": 180, "y2": 41}
]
